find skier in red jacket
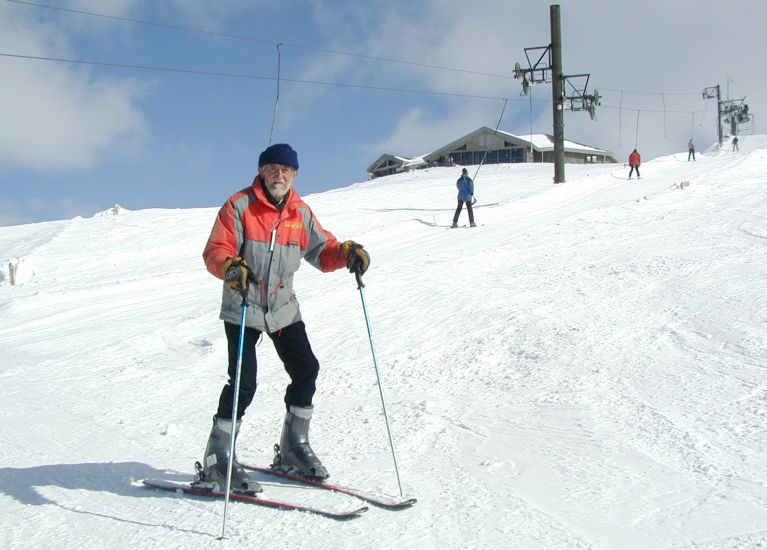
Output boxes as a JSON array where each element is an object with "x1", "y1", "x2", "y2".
[
  {"x1": 628, "y1": 149, "x2": 641, "y2": 179},
  {"x1": 197, "y1": 143, "x2": 370, "y2": 494}
]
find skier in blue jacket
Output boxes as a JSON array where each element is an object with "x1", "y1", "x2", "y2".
[{"x1": 451, "y1": 168, "x2": 476, "y2": 228}]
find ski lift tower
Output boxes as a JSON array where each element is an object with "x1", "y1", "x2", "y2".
[
  {"x1": 702, "y1": 85, "x2": 723, "y2": 146},
  {"x1": 702, "y1": 84, "x2": 753, "y2": 145},
  {"x1": 514, "y1": 5, "x2": 600, "y2": 184},
  {"x1": 550, "y1": 5, "x2": 565, "y2": 183}
]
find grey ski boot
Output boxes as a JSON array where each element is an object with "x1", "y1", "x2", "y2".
[
  {"x1": 194, "y1": 415, "x2": 261, "y2": 494},
  {"x1": 272, "y1": 405, "x2": 329, "y2": 480}
]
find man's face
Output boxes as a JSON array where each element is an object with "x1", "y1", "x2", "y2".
[{"x1": 259, "y1": 164, "x2": 297, "y2": 201}]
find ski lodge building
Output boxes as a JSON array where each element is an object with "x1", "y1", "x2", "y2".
[{"x1": 367, "y1": 126, "x2": 617, "y2": 179}]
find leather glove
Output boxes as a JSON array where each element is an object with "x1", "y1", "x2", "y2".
[
  {"x1": 223, "y1": 256, "x2": 250, "y2": 291},
  {"x1": 340, "y1": 240, "x2": 370, "y2": 275}
]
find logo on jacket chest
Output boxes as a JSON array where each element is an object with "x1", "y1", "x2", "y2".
[
  {"x1": 280, "y1": 220, "x2": 304, "y2": 247},
  {"x1": 283, "y1": 221, "x2": 303, "y2": 230}
]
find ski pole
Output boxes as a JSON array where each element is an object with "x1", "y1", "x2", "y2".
[
  {"x1": 220, "y1": 272, "x2": 253, "y2": 539},
  {"x1": 354, "y1": 270, "x2": 404, "y2": 497}
]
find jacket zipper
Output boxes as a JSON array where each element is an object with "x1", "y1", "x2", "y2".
[{"x1": 263, "y1": 215, "x2": 281, "y2": 312}]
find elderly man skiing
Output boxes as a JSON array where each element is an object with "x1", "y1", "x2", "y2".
[{"x1": 197, "y1": 143, "x2": 370, "y2": 493}]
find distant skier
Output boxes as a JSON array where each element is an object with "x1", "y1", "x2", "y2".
[
  {"x1": 688, "y1": 139, "x2": 696, "y2": 161},
  {"x1": 732, "y1": 136, "x2": 739, "y2": 151},
  {"x1": 451, "y1": 168, "x2": 476, "y2": 228},
  {"x1": 198, "y1": 143, "x2": 370, "y2": 493},
  {"x1": 628, "y1": 149, "x2": 641, "y2": 179}
]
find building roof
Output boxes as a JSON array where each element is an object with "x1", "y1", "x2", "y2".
[
  {"x1": 423, "y1": 126, "x2": 614, "y2": 161},
  {"x1": 366, "y1": 153, "x2": 427, "y2": 173}
]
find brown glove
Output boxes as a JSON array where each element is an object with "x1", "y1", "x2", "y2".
[
  {"x1": 223, "y1": 256, "x2": 250, "y2": 291},
  {"x1": 340, "y1": 241, "x2": 370, "y2": 275}
]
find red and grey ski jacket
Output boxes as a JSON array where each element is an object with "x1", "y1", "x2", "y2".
[
  {"x1": 629, "y1": 151, "x2": 641, "y2": 166},
  {"x1": 203, "y1": 176, "x2": 347, "y2": 332}
]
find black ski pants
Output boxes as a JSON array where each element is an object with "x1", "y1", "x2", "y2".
[
  {"x1": 216, "y1": 320, "x2": 320, "y2": 421},
  {"x1": 452, "y1": 200, "x2": 475, "y2": 225},
  {"x1": 628, "y1": 165, "x2": 640, "y2": 178}
]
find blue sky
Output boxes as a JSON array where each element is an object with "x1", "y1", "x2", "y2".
[{"x1": 1, "y1": 0, "x2": 765, "y2": 226}]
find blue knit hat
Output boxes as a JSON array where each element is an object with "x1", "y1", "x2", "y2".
[{"x1": 258, "y1": 143, "x2": 299, "y2": 170}]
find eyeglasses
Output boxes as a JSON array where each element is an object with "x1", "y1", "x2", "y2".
[{"x1": 262, "y1": 164, "x2": 296, "y2": 176}]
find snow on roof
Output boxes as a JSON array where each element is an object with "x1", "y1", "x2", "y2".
[
  {"x1": 494, "y1": 129, "x2": 608, "y2": 153},
  {"x1": 367, "y1": 153, "x2": 427, "y2": 173},
  {"x1": 401, "y1": 155, "x2": 426, "y2": 166},
  {"x1": 421, "y1": 127, "x2": 614, "y2": 162}
]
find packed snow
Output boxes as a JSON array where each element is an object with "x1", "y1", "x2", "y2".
[{"x1": 1, "y1": 135, "x2": 765, "y2": 549}]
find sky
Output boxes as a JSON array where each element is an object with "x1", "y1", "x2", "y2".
[
  {"x1": 1, "y1": 0, "x2": 765, "y2": 226},
  {"x1": 1, "y1": 137, "x2": 765, "y2": 548}
]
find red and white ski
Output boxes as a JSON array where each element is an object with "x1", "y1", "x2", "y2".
[
  {"x1": 142, "y1": 479, "x2": 368, "y2": 520},
  {"x1": 241, "y1": 463, "x2": 417, "y2": 510}
]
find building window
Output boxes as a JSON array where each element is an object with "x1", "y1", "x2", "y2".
[
  {"x1": 450, "y1": 148, "x2": 526, "y2": 166},
  {"x1": 453, "y1": 151, "x2": 472, "y2": 165}
]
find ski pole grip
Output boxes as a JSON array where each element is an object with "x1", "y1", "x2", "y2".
[
  {"x1": 239, "y1": 270, "x2": 257, "y2": 302},
  {"x1": 355, "y1": 268, "x2": 365, "y2": 289}
]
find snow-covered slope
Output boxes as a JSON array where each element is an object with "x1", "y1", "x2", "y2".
[{"x1": 1, "y1": 137, "x2": 766, "y2": 549}]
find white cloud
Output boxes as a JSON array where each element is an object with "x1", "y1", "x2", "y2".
[
  {"x1": 368, "y1": 102, "x2": 510, "y2": 158},
  {"x1": 0, "y1": 4, "x2": 149, "y2": 172},
  {"x1": 276, "y1": 46, "x2": 358, "y2": 129}
]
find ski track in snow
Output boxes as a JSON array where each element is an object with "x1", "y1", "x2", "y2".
[{"x1": 1, "y1": 140, "x2": 766, "y2": 549}]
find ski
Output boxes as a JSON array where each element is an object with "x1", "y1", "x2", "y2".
[
  {"x1": 142, "y1": 479, "x2": 368, "y2": 520},
  {"x1": 241, "y1": 464, "x2": 417, "y2": 510}
]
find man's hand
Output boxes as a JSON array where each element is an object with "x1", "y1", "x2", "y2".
[
  {"x1": 340, "y1": 241, "x2": 370, "y2": 276},
  {"x1": 223, "y1": 256, "x2": 250, "y2": 291}
]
